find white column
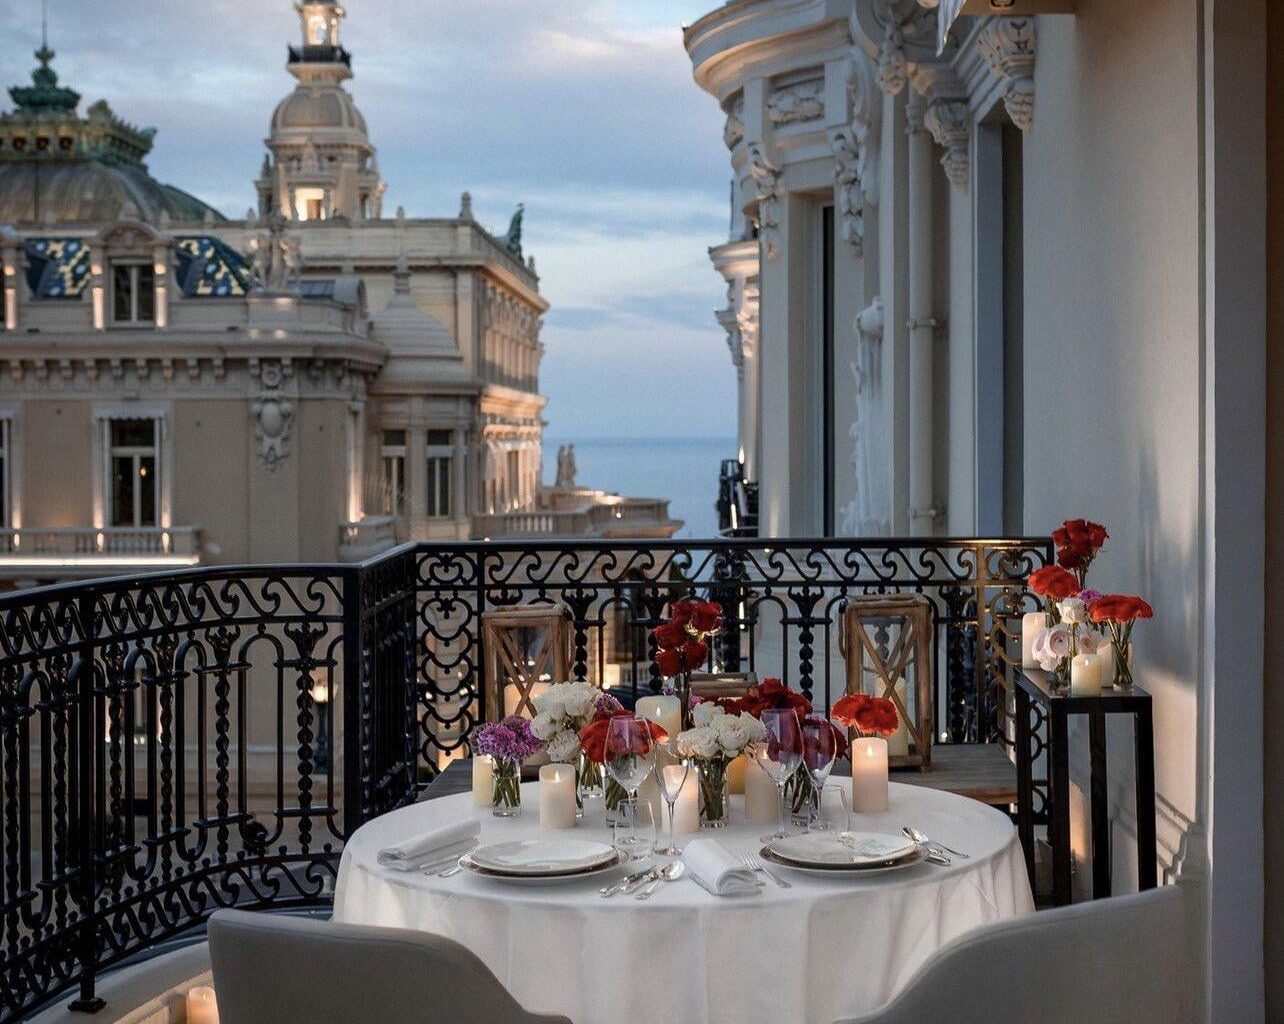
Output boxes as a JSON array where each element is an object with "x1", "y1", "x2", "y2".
[{"x1": 906, "y1": 90, "x2": 936, "y2": 537}]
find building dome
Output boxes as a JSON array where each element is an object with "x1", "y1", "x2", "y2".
[
  {"x1": 271, "y1": 85, "x2": 368, "y2": 136},
  {"x1": 0, "y1": 161, "x2": 222, "y2": 225},
  {"x1": 371, "y1": 258, "x2": 467, "y2": 384}
]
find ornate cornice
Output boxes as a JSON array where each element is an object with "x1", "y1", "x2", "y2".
[
  {"x1": 923, "y1": 98, "x2": 970, "y2": 189},
  {"x1": 977, "y1": 17, "x2": 1036, "y2": 131}
]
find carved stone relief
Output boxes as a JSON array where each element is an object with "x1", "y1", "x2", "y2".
[{"x1": 767, "y1": 78, "x2": 824, "y2": 125}]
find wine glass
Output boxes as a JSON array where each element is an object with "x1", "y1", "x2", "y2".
[
  {"x1": 652, "y1": 744, "x2": 691, "y2": 856},
  {"x1": 755, "y1": 708, "x2": 803, "y2": 843},
  {"x1": 605, "y1": 717, "x2": 655, "y2": 854},
  {"x1": 801, "y1": 716, "x2": 839, "y2": 831}
]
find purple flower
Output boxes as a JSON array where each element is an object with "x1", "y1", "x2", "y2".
[
  {"x1": 689, "y1": 694, "x2": 704, "y2": 709},
  {"x1": 1078, "y1": 589, "x2": 1104, "y2": 608},
  {"x1": 595, "y1": 693, "x2": 624, "y2": 715},
  {"x1": 474, "y1": 715, "x2": 544, "y2": 761}
]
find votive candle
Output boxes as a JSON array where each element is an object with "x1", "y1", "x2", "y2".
[
  {"x1": 1070, "y1": 653, "x2": 1102, "y2": 697},
  {"x1": 726, "y1": 754, "x2": 747, "y2": 794},
  {"x1": 1022, "y1": 612, "x2": 1046, "y2": 669},
  {"x1": 187, "y1": 986, "x2": 219, "y2": 1024},
  {"x1": 851, "y1": 737, "x2": 889, "y2": 814},
  {"x1": 472, "y1": 756, "x2": 494, "y2": 808},
  {"x1": 745, "y1": 756, "x2": 778, "y2": 823},
  {"x1": 539, "y1": 763, "x2": 577, "y2": 829},
  {"x1": 665, "y1": 765, "x2": 699, "y2": 834}
]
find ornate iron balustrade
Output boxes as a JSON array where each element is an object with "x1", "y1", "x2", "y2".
[{"x1": 0, "y1": 536, "x2": 1047, "y2": 1022}]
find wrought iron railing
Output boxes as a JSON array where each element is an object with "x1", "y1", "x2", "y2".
[{"x1": 0, "y1": 536, "x2": 1048, "y2": 1021}]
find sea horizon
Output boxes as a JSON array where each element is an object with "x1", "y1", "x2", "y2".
[{"x1": 542, "y1": 435, "x2": 736, "y2": 540}]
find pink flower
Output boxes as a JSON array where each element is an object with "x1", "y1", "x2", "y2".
[{"x1": 1033, "y1": 623, "x2": 1072, "y2": 671}]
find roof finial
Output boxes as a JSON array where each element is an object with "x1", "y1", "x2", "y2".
[{"x1": 41, "y1": 0, "x2": 48, "y2": 51}]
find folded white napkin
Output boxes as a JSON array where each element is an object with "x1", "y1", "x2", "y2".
[
  {"x1": 377, "y1": 819, "x2": 479, "y2": 871},
  {"x1": 683, "y1": 838, "x2": 760, "y2": 896}
]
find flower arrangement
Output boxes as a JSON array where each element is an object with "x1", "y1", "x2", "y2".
[
  {"x1": 651, "y1": 598, "x2": 724, "y2": 728},
  {"x1": 674, "y1": 703, "x2": 765, "y2": 826},
  {"x1": 726, "y1": 676, "x2": 812, "y2": 719},
  {"x1": 1090, "y1": 595, "x2": 1154, "y2": 689},
  {"x1": 530, "y1": 680, "x2": 606, "y2": 807},
  {"x1": 577, "y1": 696, "x2": 667, "y2": 818},
  {"x1": 831, "y1": 693, "x2": 900, "y2": 738},
  {"x1": 474, "y1": 716, "x2": 544, "y2": 816},
  {"x1": 1024, "y1": 519, "x2": 1153, "y2": 691}
]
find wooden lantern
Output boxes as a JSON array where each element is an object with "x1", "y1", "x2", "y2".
[
  {"x1": 481, "y1": 604, "x2": 572, "y2": 723},
  {"x1": 839, "y1": 595, "x2": 934, "y2": 770},
  {"x1": 690, "y1": 672, "x2": 758, "y2": 701}
]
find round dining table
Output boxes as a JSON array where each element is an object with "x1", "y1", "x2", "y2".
[{"x1": 334, "y1": 781, "x2": 1034, "y2": 1024}]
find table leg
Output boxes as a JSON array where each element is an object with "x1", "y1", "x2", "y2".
[
  {"x1": 1089, "y1": 710, "x2": 1110, "y2": 899},
  {"x1": 1050, "y1": 705, "x2": 1072, "y2": 906},
  {"x1": 1134, "y1": 703, "x2": 1158, "y2": 891},
  {"x1": 1015, "y1": 686, "x2": 1035, "y2": 887}
]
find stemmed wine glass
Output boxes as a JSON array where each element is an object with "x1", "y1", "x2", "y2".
[
  {"x1": 801, "y1": 715, "x2": 839, "y2": 831},
  {"x1": 652, "y1": 742, "x2": 691, "y2": 857},
  {"x1": 604, "y1": 717, "x2": 656, "y2": 855},
  {"x1": 755, "y1": 708, "x2": 803, "y2": 843}
]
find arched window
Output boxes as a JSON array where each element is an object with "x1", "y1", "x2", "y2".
[{"x1": 310, "y1": 16, "x2": 328, "y2": 45}]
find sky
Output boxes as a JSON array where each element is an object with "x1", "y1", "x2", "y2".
[{"x1": 0, "y1": 0, "x2": 738, "y2": 441}]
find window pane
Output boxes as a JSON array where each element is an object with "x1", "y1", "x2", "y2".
[
  {"x1": 112, "y1": 265, "x2": 132, "y2": 321},
  {"x1": 427, "y1": 456, "x2": 452, "y2": 518},
  {"x1": 383, "y1": 429, "x2": 406, "y2": 448},
  {"x1": 138, "y1": 456, "x2": 157, "y2": 527},
  {"x1": 111, "y1": 419, "x2": 154, "y2": 448},
  {"x1": 0, "y1": 451, "x2": 6, "y2": 530},
  {"x1": 383, "y1": 455, "x2": 404, "y2": 515},
  {"x1": 111, "y1": 455, "x2": 135, "y2": 526},
  {"x1": 137, "y1": 265, "x2": 155, "y2": 322},
  {"x1": 427, "y1": 429, "x2": 452, "y2": 447}
]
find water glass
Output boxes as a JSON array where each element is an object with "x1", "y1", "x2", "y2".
[
  {"x1": 801, "y1": 716, "x2": 839, "y2": 830},
  {"x1": 756, "y1": 708, "x2": 803, "y2": 842}
]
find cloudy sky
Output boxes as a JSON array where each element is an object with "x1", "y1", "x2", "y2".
[{"x1": 0, "y1": 0, "x2": 736, "y2": 440}]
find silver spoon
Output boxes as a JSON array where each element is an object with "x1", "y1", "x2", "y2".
[
  {"x1": 902, "y1": 826, "x2": 969, "y2": 860},
  {"x1": 634, "y1": 860, "x2": 686, "y2": 900}
]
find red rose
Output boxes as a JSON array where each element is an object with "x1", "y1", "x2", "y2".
[
  {"x1": 832, "y1": 694, "x2": 898, "y2": 737},
  {"x1": 655, "y1": 647, "x2": 682, "y2": 678},
  {"x1": 803, "y1": 718, "x2": 849, "y2": 767},
  {"x1": 654, "y1": 639, "x2": 708, "y2": 679},
  {"x1": 1029, "y1": 565, "x2": 1081, "y2": 600},
  {"x1": 732, "y1": 677, "x2": 812, "y2": 719},
  {"x1": 578, "y1": 712, "x2": 668, "y2": 764},
  {"x1": 682, "y1": 638, "x2": 708, "y2": 669},
  {"x1": 688, "y1": 600, "x2": 724, "y2": 635},
  {"x1": 669, "y1": 598, "x2": 695, "y2": 628},
  {"x1": 1090, "y1": 594, "x2": 1154, "y2": 624},
  {"x1": 1053, "y1": 519, "x2": 1108, "y2": 572},
  {"x1": 651, "y1": 621, "x2": 688, "y2": 648},
  {"x1": 831, "y1": 693, "x2": 871, "y2": 730}
]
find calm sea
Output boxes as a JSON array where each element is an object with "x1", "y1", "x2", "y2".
[{"x1": 542, "y1": 436, "x2": 735, "y2": 540}]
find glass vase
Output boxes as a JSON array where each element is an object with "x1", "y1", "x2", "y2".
[
  {"x1": 576, "y1": 753, "x2": 603, "y2": 818},
  {"x1": 697, "y1": 758, "x2": 730, "y2": 829},
  {"x1": 604, "y1": 776, "x2": 628, "y2": 826},
  {"x1": 490, "y1": 756, "x2": 522, "y2": 817},
  {"x1": 1112, "y1": 641, "x2": 1135, "y2": 690},
  {"x1": 785, "y1": 762, "x2": 820, "y2": 828}
]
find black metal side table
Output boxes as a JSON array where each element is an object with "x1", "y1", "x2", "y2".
[{"x1": 1014, "y1": 668, "x2": 1157, "y2": 906}]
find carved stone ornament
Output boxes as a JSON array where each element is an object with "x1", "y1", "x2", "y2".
[
  {"x1": 877, "y1": 19, "x2": 909, "y2": 96},
  {"x1": 746, "y1": 143, "x2": 782, "y2": 261},
  {"x1": 977, "y1": 17, "x2": 1036, "y2": 131},
  {"x1": 830, "y1": 128, "x2": 865, "y2": 258},
  {"x1": 923, "y1": 99, "x2": 970, "y2": 189},
  {"x1": 767, "y1": 79, "x2": 824, "y2": 125},
  {"x1": 723, "y1": 93, "x2": 745, "y2": 150},
  {"x1": 842, "y1": 296, "x2": 891, "y2": 536},
  {"x1": 252, "y1": 361, "x2": 294, "y2": 472}
]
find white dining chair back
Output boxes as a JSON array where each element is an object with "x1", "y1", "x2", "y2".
[
  {"x1": 834, "y1": 885, "x2": 1196, "y2": 1024},
  {"x1": 207, "y1": 909, "x2": 573, "y2": 1024}
]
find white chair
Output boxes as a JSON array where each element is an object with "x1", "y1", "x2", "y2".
[
  {"x1": 835, "y1": 886, "x2": 1196, "y2": 1024},
  {"x1": 208, "y1": 909, "x2": 572, "y2": 1024}
]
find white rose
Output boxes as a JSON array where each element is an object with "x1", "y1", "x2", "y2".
[
  {"x1": 533, "y1": 689, "x2": 567, "y2": 722},
  {"x1": 1058, "y1": 598, "x2": 1089, "y2": 626},
  {"x1": 712, "y1": 714, "x2": 752, "y2": 753},
  {"x1": 529, "y1": 712, "x2": 558, "y2": 741},
  {"x1": 738, "y1": 712, "x2": 767, "y2": 746},
  {"x1": 545, "y1": 728, "x2": 582, "y2": 763},
  {"x1": 562, "y1": 683, "x2": 598, "y2": 721},
  {"x1": 691, "y1": 701, "x2": 723, "y2": 728},
  {"x1": 1033, "y1": 623, "x2": 1073, "y2": 671},
  {"x1": 676, "y1": 726, "x2": 720, "y2": 760}
]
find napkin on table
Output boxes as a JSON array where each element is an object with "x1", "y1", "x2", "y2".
[
  {"x1": 683, "y1": 838, "x2": 761, "y2": 896},
  {"x1": 377, "y1": 819, "x2": 479, "y2": 871}
]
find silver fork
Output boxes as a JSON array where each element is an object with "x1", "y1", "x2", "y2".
[{"x1": 742, "y1": 853, "x2": 791, "y2": 889}]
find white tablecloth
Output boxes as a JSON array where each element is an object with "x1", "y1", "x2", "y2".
[{"x1": 334, "y1": 782, "x2": 1033, "y2": 1024}]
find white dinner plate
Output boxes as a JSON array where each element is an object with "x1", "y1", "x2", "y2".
[
  {"x1": 766, "y1": 832, "x2": 919, "y2": 869},
  {"x1": 760, "y1": 844, "x2": 925, "y2": 876},
  {"x1": 466, "y1": 838, "x2": 619, "y2": 877},
  {"x1": 459, "y1": 850, "x2": 624, "y2": 885}
]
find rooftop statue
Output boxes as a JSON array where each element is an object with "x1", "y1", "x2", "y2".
[
  {"x1": 505, "y1": 203, "x2": 524, "y2": 258},
  {"x1": 554, "y1": 444, "x2": 578, "y2": 491}
]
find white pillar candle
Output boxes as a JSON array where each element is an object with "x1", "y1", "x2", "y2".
[
  {"x1": 187, "y1": 986, "x2": 219, "y2": 1024},
  {"x1": 1095, "y1": 644, "x2": 1116, "y2": 688},
  {"x1": 472, "y1": 756, "x2": 494, "y2": 808},
  {"x1": 504, "y1": 681, "x2": 551, "y2": 718},
  {"x1": 638, "y1": 771, "x2": 664, "y2": 822},
  {"x1": 726, "y1": 754, "x2": 747, "y2": 795},
  {"x1": 664, "y1": 765, "x2": 699, "y2": 834},
  {"x1": 539, "y1": 763, "x2": 577, "y2": 829},
  {"x1": 851, "y1": 737, "x2": 889, "y2": 814},
  {"x1": 1070, "y1": 653, "x2": 1102, "y2": 697},
  {"x1": 886, "y1": 677, "x2": 910, "y2": 758},
  {"x1": 745, "y1": 756, "x2": 778, "y2": 823},
  {"x1": 635, "y1": 695, "x2": 682, "y2": 739},
  {"x1": 1022, "y1": 612, "x2": 1047, "y2": 669}
]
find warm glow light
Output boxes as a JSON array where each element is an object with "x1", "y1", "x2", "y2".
[
  {"x1": 0, "y1": 555, "x2": 200, "y2": 568},
  {"x1": 311, "y1": 678, "x2": 330, "y2": 705}
]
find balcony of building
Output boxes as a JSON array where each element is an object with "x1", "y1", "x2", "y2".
[{"x1": 0, "y1": 525, "x2": 201, "y2": 581}]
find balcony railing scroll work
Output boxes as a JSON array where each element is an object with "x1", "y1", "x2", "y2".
[{"x1": 0, "y1": 535, "x2": 1051, "y2": 1021}]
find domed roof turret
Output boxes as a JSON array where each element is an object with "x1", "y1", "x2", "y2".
[
  {"x1": 371, "y1": 255, "x2": 467, "y2": 383},
  {"x1": 271, "y1": 86, "x2": 368, "y2": 134}
]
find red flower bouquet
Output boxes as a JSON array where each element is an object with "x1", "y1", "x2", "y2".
[
  {"x1": 1052, "y1": 518, "x2": 1109, "y2": 585},
  {"x1": 1089, "y1": 594, "x2": 1153, "y2": 689},
  {"x1": 831, "y1": 693, "x2": 900, "y2": 738},
  {"x1": 729, "y1": 676, "x2": 812, "y2": 719},
  {"x1": 651, "y1": 597, "x2": 724, "y2": 728}
]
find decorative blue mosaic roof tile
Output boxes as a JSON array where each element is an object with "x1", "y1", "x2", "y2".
[
  {"x1": 24, "y1": 237, "x2": 90, "y2": 298},
  {"x1": 172, "y1": 236, "x2": 251, "y2": 298}
]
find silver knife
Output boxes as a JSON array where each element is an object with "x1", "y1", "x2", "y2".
[{"x1": 599, "y1": 868, "x2": 652, "y2": 898}]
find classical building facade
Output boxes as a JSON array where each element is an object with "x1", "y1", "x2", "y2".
[{"x1": 0, "y1": 1, "x2": 678, "y2": 582}]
